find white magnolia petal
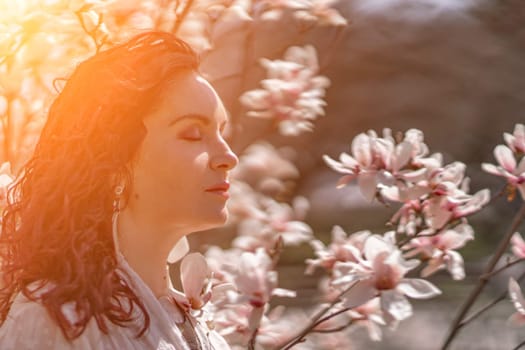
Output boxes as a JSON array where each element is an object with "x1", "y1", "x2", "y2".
[
  {"x1": 445, "y1": 250, "x2": 465, "y2": 280},
  {"x1": 509, "y1": 278, "x2": 525, "y2": 315},
  {"x1": 380, "y1": 290, "x2": 412, "y2": 321},
  {"x1": 397, "y1": 279, "x2": 441, "y2": 299},
  {"x1": 494, "y1": 144, "x2": 516, "y2": 172},
  {"x1": 366, "y1": 321, "x2": 383, "y2": 341},
  {"x1": 323, "y1": 154, "x2": 352, "y2": 174},
  {"x1": 351, "y1": 133, "x2": 372, "y2": 167},
  {"x1": 167, "y1": 236, "x2": 190, "y2": 263},
  {"x1": 180, "y1": 253, "x2": 209, "y2": 303},
  {"x1": 341, "y1": 280, "x2": 377, "y2": 308},
  {"x1": 364, "y1": 235, "x2": 391, "y2": 262},
  {"x1": 393, "y1": 141, "x2": 412, "y2": 172},
  {"x1": 358, "y1": 173, "x2": 377, "y2": 201},
  {"x1": 272, "y1": 287, "x2": 296, "y2": 298}
]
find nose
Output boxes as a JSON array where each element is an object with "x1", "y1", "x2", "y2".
[{"x1": 210, "y1": 138, "x2": 238, "y2": 171}]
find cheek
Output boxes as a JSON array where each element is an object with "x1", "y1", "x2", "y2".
[{"x1": 135, "y1": 140, "x2": 210, "y2": 194}]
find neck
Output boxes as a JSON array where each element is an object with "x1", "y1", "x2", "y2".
[{"x1": 115, "y1": 206, "x2": 185, "y2": 298}]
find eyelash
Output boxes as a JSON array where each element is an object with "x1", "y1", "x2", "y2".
[{"x1": 179, "y1": 126, "x2": 203, "y2": 141}]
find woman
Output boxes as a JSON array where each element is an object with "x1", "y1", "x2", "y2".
[{"x1": 0, "y1": 31, "x2": 238, "y2": 349}]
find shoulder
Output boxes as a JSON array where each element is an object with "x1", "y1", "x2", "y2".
[
  {"x1": 0, "y1": 292, "x2": 66, "y2": 349},
  {"x1": 0, "y1": 292, "x2": 114, "y2": 350}
]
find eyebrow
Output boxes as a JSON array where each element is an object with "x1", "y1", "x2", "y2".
[{"x1": 168, "y1": 113, "x2": 211, "y2": 127}]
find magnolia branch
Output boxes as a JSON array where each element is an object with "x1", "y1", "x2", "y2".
[
  {"x1": 277, "y1": 281, "x2": 359, "y2": 350},
  {"x1": 441, "y1": 202, "x2": 525, "y2": 349}
]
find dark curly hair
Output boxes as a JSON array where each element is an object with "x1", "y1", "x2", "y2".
[{"x1": 0, "y1": 31, "x2": 199, "y2": 340}]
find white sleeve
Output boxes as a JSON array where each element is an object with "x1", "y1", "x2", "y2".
[{"x1": 0, "y1": 296, "x2": 109, "y2": 350}]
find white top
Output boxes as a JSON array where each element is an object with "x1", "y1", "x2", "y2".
[{"x1": 0, "y1": 257, "x2": 230, "y2": 350}]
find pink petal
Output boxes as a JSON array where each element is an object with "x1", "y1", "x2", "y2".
[
  {"x1": 509, "y1": 277, "x2": 525, "y2": 315},
  {"x1": 167, "y1": 237, "x2": 190, "y2": 264},
  {"x1": 341, "y1": 279, "x2": 377, "y2": 308},
  {"x1": 358, "y1": 173, "x2": 377, "y2": 201},
  {"x1": 180, "y1": 253, "x2": 209, "y2": 302},
  {"x1": 445, "y1": 250, "x2": 465, "y2": 280},
  {"x1": 323, "y1": 154, "x2": 352, "y2": 174},
  {"x1": 397, "y1": 279, "x2": 441, "y2": 299},
  {"x1": 364, "y1": 235, "x2": 391, "y2": 262},
  {"x1": 481, "y1": 163, "x2": 504, "y2": 176},
  {"x1": 494, "y1": 145, "x2": 516, "y2": 172},
  {"x1": 380, "y1": 290, "x2": 412, "y2": 321},
  {"x1": 393, "y1": 141, "x2": 412, "y2": 172},
  {"x1": 351, "y1": 133, "x2": 372, "y2": 167}
]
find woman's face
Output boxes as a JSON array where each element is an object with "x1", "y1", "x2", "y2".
[{"x1": 127, "y1": 70, "x2": 238, "y2": 233}]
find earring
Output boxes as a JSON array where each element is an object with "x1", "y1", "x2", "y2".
[{"x1": 112, "y1": 185, "x2": 125, "y2": 259}]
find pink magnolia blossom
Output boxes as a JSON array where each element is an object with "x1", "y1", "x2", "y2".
[
  {"x1": 423, "y1": 187, "x2": 490, "y2": 230},
  {"x1": 240, "y1": 45, "x2": 330, "y2": 136},
  {"x1": 511, "y1": 232, "x2": 525, "y2": 259},
  {"x1": 333, "y1": 234, "x2": 441, "y2": 324},
  {"x1": 233, "y1": 195, "x2": 313, "y2": 251},
  {"x1": 231, "y1": 142, "x2": 299, "y2": 196},
  {"x1": 168, "y1": 253, "x2": 214, "y2": 312},
  {"x1": 482, "y1": 143, "x2": 525, "y2": 200},
  {"x1": 252, "y1": 0, "x2": 308, "y2": 21},
  {"x1": 508, "y1": 278, "x2": 525, "y2": 327},
  {"x1": 306, "y1": 225, "x2": 371, "y2": 274},
  {"x1": 293, "y1": 0, "x2": 348, "y2": 26},
  {"x1": 228, "y1": 248, "x2": 296, "y2": 307},
  {"x1": 347, "y1": 297, "x2": 386, "y2": 341},
  {"x1": 404, "y1": 224, "x2": 474, "y2": 280},
  {"x1": 323, "y1": 128, "x2": 433, "y2": 202},
  {"x1": 504, "y1": 124, "x2": 525, "y2": 154}
]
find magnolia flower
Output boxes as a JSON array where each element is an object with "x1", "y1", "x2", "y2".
[
  {"x1": 231, "y1": 142, "x2": 299, "y2": 196},
  {"x1": 240, "y1": 45, "x2": 330, "y2": 136},
  {"x1": 233, "y1": 196, "x2": 313, "y2": 251},
  {"x1": 323, "y1": 128, "x2": 432, "y2": 201},
  {"x1": 347, "y1": 297, "x2": 386, "y2": 341},
  {"x1": 511, "y1": 232, "x2": 525, "y2": 259},
  {"x1": 293, "y1": 0, "x2": 348, "y2": 26},
  {"x1": 482, "y1": 144, "x2": 525, "y2": 200},
  {"x1": 228, "y1": 248, "x2": 296, "y2": 307},
  {"x1": 428, "y1": 188, "x2": 490, "y2": 229},
  {"x1": 213, "y1": 303, "x2": 254, "y2": 346},
  {"x1": 508, "y1": 278, "x2": 525, "y2": 326},
  {"x1": 168, "y1": 253, "x2": 214, "y2": 313},
  {"x1": 405, "y1": 224, "x2": 474, "y2": 280},
  {"x1": 504, "y1": 124, "x2": 525, "y2": 154},
  {"x1": 333, "y1": 234, "x2": 441, "y2": 324},
  {"x1": 305, "y1": 226, "x2": 371, "y2": 274},
  {"x1": 252, "y1": 0, "x2": 308, "y2": 21}
]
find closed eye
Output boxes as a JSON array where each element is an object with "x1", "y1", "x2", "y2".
[{"x1": 178, "y1": 125, "x2": 203, "y2": 141}]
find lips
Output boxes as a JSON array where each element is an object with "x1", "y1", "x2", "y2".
[{"x1": 205, "y1": 182, "x2": 230, "y2": 197}]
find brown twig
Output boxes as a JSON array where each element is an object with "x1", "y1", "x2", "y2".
[
  {"x1": 276, "y1": 281, "x2": 358, "y2": 350},
  {"x1": 480, "y1": 258, "x2": 525, "y2": 281},
  {"x1": 441, "y1": 202, "x2": 525, "y2": 349},
  {"x1": 458, "y1": 270, "x2": 525, "y2": 329},
  {"x1": 513, "y1": 339, "x2": 525, "y2": 350}
]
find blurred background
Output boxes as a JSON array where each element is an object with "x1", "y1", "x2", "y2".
[
  {"x1": 257, "y1": 1, "x2": 525, "y2": 348},
  {"x1": 1, "y1": 0, "x2": 525, "y2": 348}
]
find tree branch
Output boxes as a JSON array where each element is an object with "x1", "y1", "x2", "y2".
[{"x1": 441, "y1": 202, "x2": 525, "y2": 349}]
